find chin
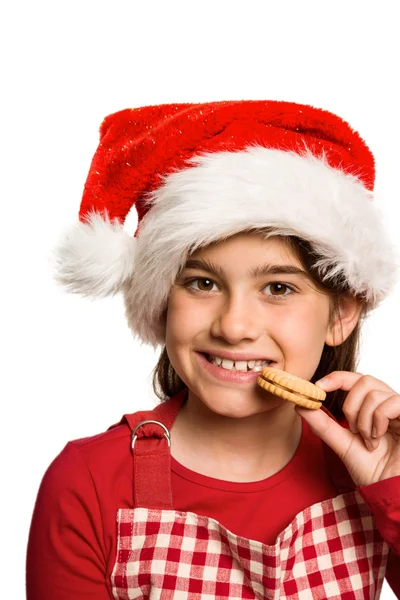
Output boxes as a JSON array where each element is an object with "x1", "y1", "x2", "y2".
[{"x1": 199, "y1": 388, "x2": 283, "y2": 419}]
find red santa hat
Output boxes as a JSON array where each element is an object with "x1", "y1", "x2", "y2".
[{"x1": 52, "y1": 100, "x2": 398, "y2": 347}]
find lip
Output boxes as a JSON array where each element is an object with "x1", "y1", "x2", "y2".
[
  {"x1": 198, "y1": 349, "x2": 275, "y2": 362},
  {"x1": 196, "y1": 351, "x2": 276, "y2": 384}
]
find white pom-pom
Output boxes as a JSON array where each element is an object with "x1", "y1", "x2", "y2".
[{"x1": 50, "y1": 210, "x2": 137, "y2": 298}]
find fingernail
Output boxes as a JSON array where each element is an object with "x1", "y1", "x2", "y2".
[
  {"x1": 316, "y1": 377, "x2": 329, "y2": 389},
  {"x1": 372, "y1": 426, "x2": 377, "y2": 438},
  {"x1": 365, "y1": 439, "x2": 373, "y2": 451}
]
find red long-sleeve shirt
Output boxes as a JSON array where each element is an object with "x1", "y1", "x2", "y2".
[{"x1": 26, "y1": 393, "x2": 400, "y2": 599}]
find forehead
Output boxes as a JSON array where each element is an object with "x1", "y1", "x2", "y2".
[{"x1": 189, "y1": 232, "x2": 303, "y2": 265}]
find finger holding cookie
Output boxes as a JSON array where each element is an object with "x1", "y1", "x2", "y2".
[
  {"x1": 316, "y1": 371, "x2": 398, "y2": 443},
  {"x1": 294, "y1": 370, "x2": 400, "y2": 487}
]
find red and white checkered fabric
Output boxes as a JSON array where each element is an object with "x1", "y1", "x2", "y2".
[{"x1": 111, "y1": 489, "x2": 388, "y2": 599}]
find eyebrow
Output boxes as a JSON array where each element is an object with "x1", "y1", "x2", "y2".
[{"x1": 182, "y1": 258, "x2": 312, "y2": 280}]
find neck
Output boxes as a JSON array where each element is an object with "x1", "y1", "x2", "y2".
[{"x1": 170, "y1": 392, "x2": 303, "y2": 482}]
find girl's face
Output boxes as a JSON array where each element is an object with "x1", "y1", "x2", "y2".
[{"x1": 166, "y1": 233, "x2": 335, "y2": 418}]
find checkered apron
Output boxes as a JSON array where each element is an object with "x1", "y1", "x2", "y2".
[{"x1": 110, "y1": 396, "x2": 389, "y2": 599}]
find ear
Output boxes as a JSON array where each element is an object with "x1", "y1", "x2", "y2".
[{"x1": 325, "y1": 294, "x2": 364, "y2": 347}]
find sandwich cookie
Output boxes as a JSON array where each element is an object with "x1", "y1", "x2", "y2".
[{"x1": 257, "y1": 367, "x2": 326, "y2": 410}]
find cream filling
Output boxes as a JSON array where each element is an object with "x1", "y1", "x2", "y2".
[{"x1": 261, "y1": 377, "x2": 320, "y2": 402}]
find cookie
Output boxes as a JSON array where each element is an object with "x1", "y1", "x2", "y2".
[{"x1": 257, "y1": 367, "x2": 326, "y2": 409}]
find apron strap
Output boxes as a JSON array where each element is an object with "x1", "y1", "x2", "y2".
[{"x1": 120, "y1": 390, "x2": 186, "y2": 509}]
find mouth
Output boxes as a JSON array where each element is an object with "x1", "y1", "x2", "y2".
[{"x1": 203, "y1": 353, "x2": 273, "y2": 373}]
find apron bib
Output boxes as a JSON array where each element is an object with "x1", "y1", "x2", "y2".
[{"x1": 110, "y1": 397, "x2": 389, "y2": 599}]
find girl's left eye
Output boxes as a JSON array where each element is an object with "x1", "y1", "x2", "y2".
[{"x1": 263, "y1": 283, "x2": 295, "y2": 297}]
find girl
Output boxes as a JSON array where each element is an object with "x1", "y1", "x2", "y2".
[{"x1": 26, "y1": 101, "x2": 400, "y2": 599}]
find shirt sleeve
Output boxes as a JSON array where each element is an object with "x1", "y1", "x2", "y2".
[
  {"x1": 357, "y1": 475, "x2": 400, "y2": 598},
  {"x1": 26, "y1": 442, "x2": 112, "y2": 600}
]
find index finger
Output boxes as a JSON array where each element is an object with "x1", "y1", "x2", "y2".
[
  {"x1": 315, "y1": 371, "x2": 364, "y2": 392},
  {"x1": 316, "y1": 371, "x2": 395, "y2": 395}
]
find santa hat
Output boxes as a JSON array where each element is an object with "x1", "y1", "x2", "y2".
[{"x1": 52, "y1": 100, "x2": 398, "y2": 347}]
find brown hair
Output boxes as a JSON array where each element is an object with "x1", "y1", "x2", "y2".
[{"x1": 151, "y1": 232, "x2": 368, "y2": 422}]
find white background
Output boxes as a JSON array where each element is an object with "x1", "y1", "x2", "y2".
[{"x1": 2, "y1": 1, "x2": 399, "y2": 597}]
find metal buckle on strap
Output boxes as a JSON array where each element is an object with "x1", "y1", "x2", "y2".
[{"x1": 131, "y1": 419, "x2": 171, "y2": 450}]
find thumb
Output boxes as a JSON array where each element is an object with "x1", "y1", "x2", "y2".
[{"x1": 294, "y1": 405, "x2": 353, "y2": 461}]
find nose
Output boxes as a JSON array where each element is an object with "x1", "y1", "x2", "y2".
[{"x1": 210, "y1": 293, "x2": 264, "y2": 344}]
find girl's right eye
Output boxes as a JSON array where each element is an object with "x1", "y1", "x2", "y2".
[{"x1": 185, "y1": 278, "x2": 218, "y2": 293}]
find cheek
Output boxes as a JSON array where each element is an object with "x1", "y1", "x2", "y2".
[
  {"x1": 166, "y1": 291, "x2": 208, "y2": 346},
  {"x1": 165, "y1": 292, "x2": 207, "y2": 383},
  {"x1": 276, "y1": 301, "x2": 330, "y2": 350}
]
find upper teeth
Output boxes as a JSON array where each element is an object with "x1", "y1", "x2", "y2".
[{"x1": 208, "y1": 355, "x2": 272, "y2": 372}]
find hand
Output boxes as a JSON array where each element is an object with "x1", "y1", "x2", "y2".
[{"x1": 294, "y1": 371, "x2": 400, "y2": 487}]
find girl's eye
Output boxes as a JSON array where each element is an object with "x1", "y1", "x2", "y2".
[
  {"x1": 263, "y1": 282, "x2": 294, "y2": 297},
  {"x1": 186, "y1": 278, "x2": 218, "y2": 293},
  {"x1": 184, "y1": 279, "x2": 294, "y2": 297}
]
